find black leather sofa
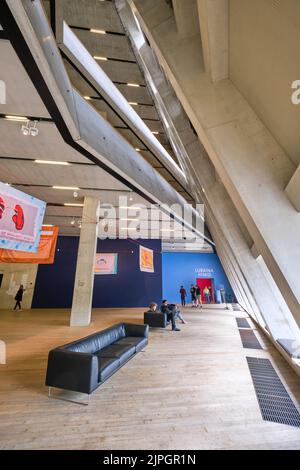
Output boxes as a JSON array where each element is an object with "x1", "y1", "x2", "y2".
[
  {"x1": 144, "y1": 311, "x2": 170, "y2": 328},
  {"x1": 45, "y1": 323, "x2": 148, "y2": 395}
]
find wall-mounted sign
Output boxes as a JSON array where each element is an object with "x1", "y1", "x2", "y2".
[
  {"x1": 0, "y1": 182, "x2": 46, "y2": 252},
  {"x1": 195, "y1": 267, "x2": 214, "y2": 278},
  {"x1": 139, "y1": 245, "x2": 154, "y2": 273},
  {"x1": 94, "y1": 253, "x2": 118, "y2": 275}
]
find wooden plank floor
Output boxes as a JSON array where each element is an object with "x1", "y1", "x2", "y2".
[{"x1": 0, "y1": 305, "x2": 300, "y2": 449}]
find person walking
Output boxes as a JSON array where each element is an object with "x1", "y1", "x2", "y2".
[
  {"x1": 179, "y1": 285, "x2": 187, "y2": 306},
  {"x1": 13, "y1": 284, "x2": 25, "y2": 311},
  {"x1": 203, "y1": 286, "x2": 211, "y2": 304},
  {"x1": 195, "y1": 285, "x2": 202, "y2": 309}
]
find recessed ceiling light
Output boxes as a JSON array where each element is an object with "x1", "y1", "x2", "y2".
[
  {"x1": 5, "y1": 115, "x2": 28, "y2": 122},
  {"x1": 53, "y1": 186, "x2": 80, "y2": 190},
  {"x1": 152, "y1": 131, "x2": 159, "y2": 135},
  {"x1": 129, "y1": 102, "x2": 138, "y2": 106},
  {"x1": 64, "y1": 203, "x2": 84, "y2": 207},
  {"x1": 120, "y1": 218, "x2": 139, "y2": 221},
  {"x1": 127, "y1": 83, "x2": 140, "y2": 87},
  {"x1": 35, "y1": 160, "x2": 70, "y2": 166},
  {"x1": 84, "y1": 96, "x2": 92, "y2": 100},
  {"x1": 90, "y1": 28, "x2": 106, "y2": 34},
  {"x1": 94, "y1": 56, "x2": 108, "y2": 61},
  {"x1": 135, "y1": 148, "x2": 141, "y2": 152}
]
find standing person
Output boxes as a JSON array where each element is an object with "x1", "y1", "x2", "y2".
[
  {"x1": 190, "y1": 284, "x2": 196, "y2": 307},
  {"x1": 13, "y1": 284, "x2": 25, "y2": 311},
  {"x1": 179, "y1": 285, "x2": 187, "y2": 306},
  {"x1": 203, "y1": 286, "x2": 211, "y2": 304},
  {"x1": 220, "y1": 286, "x2": 226, "y2": 303},
  {"x1": 195, "y1": 284, "x2": 202, "y2": 309}
]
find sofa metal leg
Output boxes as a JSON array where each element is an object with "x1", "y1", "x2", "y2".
[{"x1": 48, "y1": 387, "x2": 90, "y2": 406}]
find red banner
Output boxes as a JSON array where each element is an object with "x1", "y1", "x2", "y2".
[{"x1": 0, "y1": 226, "x2": 59, "y2": 264}]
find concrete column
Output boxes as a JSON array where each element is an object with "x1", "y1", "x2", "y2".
[
  {"x1": 70, "y1": 197, "x2": 100, "y2": 327},
  {"x1": 172, "y1": 0, "x2": 200, "y2": 39},
  {"x1": 197, "y1": 0, "x2": 229, "y2": 82}
]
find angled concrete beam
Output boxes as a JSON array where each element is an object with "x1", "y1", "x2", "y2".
[{"x1": 3, "y1": 0, "x2": 208, "y2": 242}]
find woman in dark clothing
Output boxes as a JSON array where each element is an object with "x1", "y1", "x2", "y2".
[{"x1": 13, "y1": 284, "x2": 25, "y2": 310}]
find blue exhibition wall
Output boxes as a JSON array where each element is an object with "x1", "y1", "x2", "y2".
[
  {"x1": 162, "y1": 252, "x2": 235, "y2": 303},
  {"x1": 32, "y1": 237, "x2": 162, "y2": 309}
]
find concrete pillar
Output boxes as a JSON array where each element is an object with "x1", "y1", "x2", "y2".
[
  {"x1": 197, "y1": 0, "x2": 229, "y2": 82},
  {"x1": 172, "y1": 0, "x2": 200, "y2": 39},
  {"x1": 70, "y1": 197, "x2": 100, "y2": 327}
]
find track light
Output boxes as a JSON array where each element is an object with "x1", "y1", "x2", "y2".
[
  {"x1": 21, "y1": 120, "x2": 30, "y2": 136},
  {"x1": 29, "y1": 120, "x2": 39, "y2": 137},
  {"x1": 21, "y1": 119, "x2": 39, "y2": 137}
]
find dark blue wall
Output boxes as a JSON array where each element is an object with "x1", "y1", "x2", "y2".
[
  {"x1": 162, "y1": 252, "x2": 235, "y2": 303},
  {"x1": 32, "y1": 237, "x2": 162, "y2": 308}
]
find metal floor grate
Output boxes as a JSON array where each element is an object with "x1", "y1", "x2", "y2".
[
  {"x1": 247, "y1": 357, "x2": 300, "y2": 428},
  {"x1": 239, "y1": 328, "x2": 263, "y2": 349},
  {"x1": 236, "y1": 317, "x2": 251, "y2": 329},
  {"x1": 232, "y1": 304, "x2": 241, "y2": 311}
]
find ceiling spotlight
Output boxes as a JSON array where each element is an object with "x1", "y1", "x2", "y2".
[
  {"x1": 29, "y1": 120, "x2": 39, "y2": 137},
  {"x1": 21, "y1": 120, "x2": 30, "y2": 136},
  {"x1": 129, "y1": 193, "x2": 133, "y2": 201},
  {"x1": 21, "y1": 119, "x2": 39, "y2": 137},
  {"x1": 73, "y1": 191, "x2": 78, "y2": 198}
]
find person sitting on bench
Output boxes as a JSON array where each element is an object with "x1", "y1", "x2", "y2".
[
  {"x1": 160, "y1": 300, "x2": 182, "y2": 331},
  {"x1": 161, "y1": 300, "x2": 187, "y2": 325},
  {"x1": 146, "y1": 302, "x2": 180, "y2": 331}
]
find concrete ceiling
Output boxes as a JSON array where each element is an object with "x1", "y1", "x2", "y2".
[
  {"x1": 0, "y1": 39, "x2": 148, "y2": 236},
  {"x1": 44, "y1": 0, "x2": 188, "y2": 188},
  {"x1": 0, "y1": 34, "x2": 200, "y2": 241}
]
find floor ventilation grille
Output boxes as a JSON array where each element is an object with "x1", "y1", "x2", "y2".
[
  {"x1": 236, "y1": 317, "x2": 251, "y2": 329},
  {"x1": 239, "y1": 328, "x2": 263, "y2": 349},
  {"x1": 246, "y1": 357, "x2": 300, "y2": 428}
]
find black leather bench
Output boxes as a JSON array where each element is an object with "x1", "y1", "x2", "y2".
[
  {"x1": 144, "y1": 311, "x2": 170, "y2": 328},
  {"x1": 45, "y1": 323, "x2": 148, "y2": 397}
]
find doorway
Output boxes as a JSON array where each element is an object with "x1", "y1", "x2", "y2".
[{"x1": 196, "y1": 278, "x2": 215, "y2": 303}]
